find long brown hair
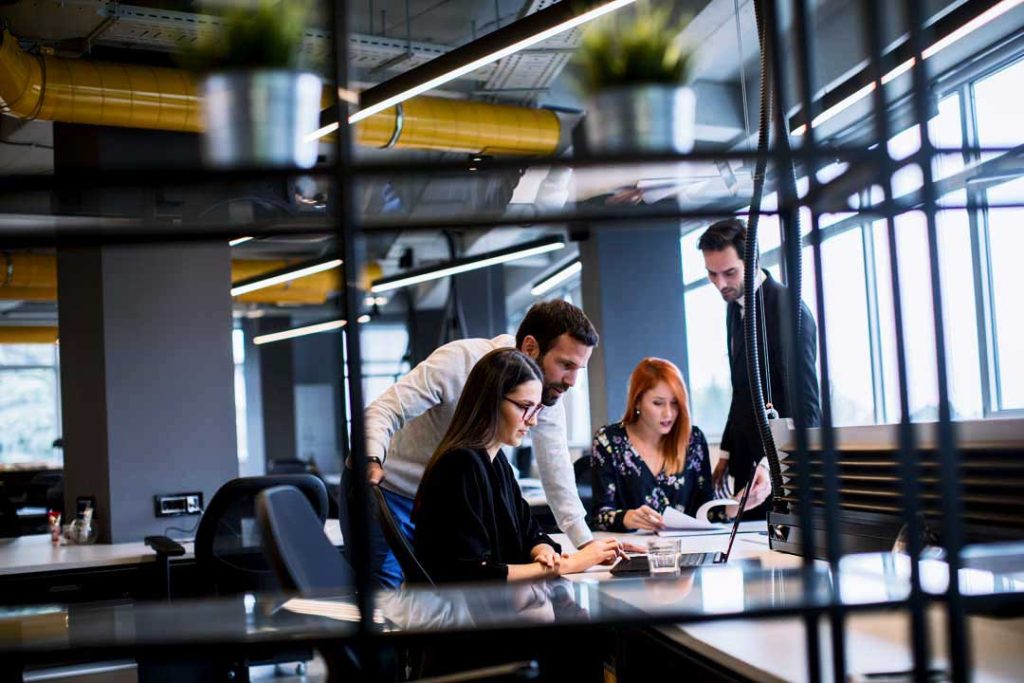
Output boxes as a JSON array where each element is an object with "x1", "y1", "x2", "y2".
[
  {"x1": 415, "y1": 348, "x2": 543, "y2": 511},
  {"x1": 621, "y1": 357, "x2": 692, "y2": 475}
]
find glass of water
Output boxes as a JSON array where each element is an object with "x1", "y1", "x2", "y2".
[{"x1": 647, "y1": 538, "x2": 680, "y2": 575}]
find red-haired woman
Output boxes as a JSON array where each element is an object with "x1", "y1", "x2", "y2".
[{"x1": 591, "y1": 357, "x2": 769, "y2": 531}]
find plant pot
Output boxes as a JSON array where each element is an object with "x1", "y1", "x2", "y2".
[
  {"x1": 201, "y1": 69, "x2": 322, "y2": 169},
  {"x1": 584, "y1": 85, "x2": 695, "y2": 154}
]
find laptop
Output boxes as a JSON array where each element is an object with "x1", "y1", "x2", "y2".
[{"x1": 611, "y1": 463, "x2": 760, "y2": 576}]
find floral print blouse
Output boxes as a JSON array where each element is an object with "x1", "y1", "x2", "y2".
[{"x1": 590, "y1": 422, "x2": 725, "y2": 531}]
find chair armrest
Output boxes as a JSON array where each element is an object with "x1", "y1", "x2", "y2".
[{"x1": 144, "y1": 535, "x2": 186, "y2": 558}]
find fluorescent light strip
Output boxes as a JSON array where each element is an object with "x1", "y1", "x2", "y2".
[
  {"x1": 253, "y1": 319, "x2": 346, "y2": 345},
  {"x1": 792, "y1": 0, "x2": 1021, "y2": 136},
  {"x1": 371, "y1": 241, "x2": 566, "y2": 293},
  {"x1": 303, "y1": 0, "x2": 634, "y2": 140},
  {"x1": 531, "y1": 260, "x2": 582, "y2": 296},
  {"x1": 357, "y1": 314, "x2": 372, "y2": 324},
  {"x1": 229, "y1": 236, "x2": 254, "y2": 246},
  {"x1": 231, "y1": 259, "x2": 343, "y2": 297}
]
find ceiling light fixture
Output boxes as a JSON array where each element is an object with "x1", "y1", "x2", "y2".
[
  {"x1": 229, "y1": 236, "x2": 254, "y2": 246},
  {"x1": 307, "y1": 0, "x2": 635, "y2": 141},
  {"x1": 531, "y1": 259, "x2": 582, "y2": 296},
  {"x1": 791, "y1": 0, "x2": 1022, "y2": 136},
  {"x1": 253, "y1": 319, "x2": 347, "y2": 345},
  {"x1": 371, "y1": 237, "x2": 567, "y2": 293},
  {"x1": 230, "y1": 257, "x2": 343, "y2": 297}
]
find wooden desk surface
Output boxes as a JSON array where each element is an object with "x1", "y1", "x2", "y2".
[{"x1": 0, "y1": 519, "x2": 344, "y2": 576}]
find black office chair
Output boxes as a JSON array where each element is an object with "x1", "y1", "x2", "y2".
[
  {"x1": 194, "y1": 474, "x2": 329, "y2": 596},
  {"x1": 371, "y1": 485, "x2": 435, "y2": 587},
  {"x1": 256, "y1": 485, "x2": 355, "y2": 594}
]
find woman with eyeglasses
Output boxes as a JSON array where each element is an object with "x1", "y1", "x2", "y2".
[
  {"x1": 591, "y1": 358, "x2": 771, "y2": 532},
  {"x1": 414, "y1": 348, "x2": 621, "y2": 583}
]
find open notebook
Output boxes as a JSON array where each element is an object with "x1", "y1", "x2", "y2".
[{"x1": 649, "y1": 499, "x2": 741, "y2": 536}]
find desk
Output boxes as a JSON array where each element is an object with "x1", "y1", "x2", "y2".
[
  {"x1": 0, "y1": 520, "x2": 344, "y2": 604},
  {"x1": 553, "y1": 527, "x2": 1024, "y2": 682}
]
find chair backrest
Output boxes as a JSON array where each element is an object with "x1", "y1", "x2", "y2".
[
  {"x1": 195, "y1": 475, "x2": 328, "y2": 595},
  {"x1": 256, "y1": 485, "x2": 355, "y2": 595},
  {"x1": 371, "y1": 485, "x2": 434, "y2": 587}
]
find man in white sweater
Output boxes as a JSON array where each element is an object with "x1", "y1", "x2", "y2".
[{"x1": 363, "y1": 300, "x2": 599, "y2": 587}]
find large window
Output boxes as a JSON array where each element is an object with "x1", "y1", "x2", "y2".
[
  {"x1": 0, "y1": 344, "x2": 61, "y2": 466},
  {"x1": 679, "y1": 51, "x2": 1024, "y2": 434}
]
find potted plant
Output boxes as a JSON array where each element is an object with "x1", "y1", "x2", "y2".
[
  {"x1": 573, "y1": 4, "x2": 694, "y2": 153},
  {"x1": 183, "y1": 0, "x2": 322, "y2": 168}
]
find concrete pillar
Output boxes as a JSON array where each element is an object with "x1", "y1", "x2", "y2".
[
  {"x1": 57, "y1": 244, "x2": 238, "y2": 543},
  {"x1": 580, "y1": 223, "x2": 688, "y2": 428},
  {"x1": 256, "y1": 317, "x2": 298, "y2": 465}
]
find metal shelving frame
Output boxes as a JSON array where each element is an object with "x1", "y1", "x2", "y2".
[{"x1": 2, "y1": 0, "x2": 1023, "y2": 681}]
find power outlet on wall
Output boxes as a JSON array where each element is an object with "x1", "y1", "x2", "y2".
[{"x1": 153, "y1": 492, "x2": 204, "y2": 517}]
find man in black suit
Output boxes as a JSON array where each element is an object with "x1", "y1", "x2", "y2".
[{"x1": 698, "y1": 219, "x2": 822, "y2": 518}]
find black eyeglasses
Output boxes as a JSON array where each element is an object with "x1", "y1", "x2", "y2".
[{"x1": 504, "y1": 397, "x2": 544, "y2": 423}]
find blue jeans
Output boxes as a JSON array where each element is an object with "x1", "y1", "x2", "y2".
[
  {"x1": 341, "y1": 468, "x2": 415, "y2": 588},
  {"x1": 372, "y1": 488, "x2": 415, "y2": 588}
]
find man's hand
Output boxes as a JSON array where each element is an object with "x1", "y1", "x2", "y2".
[
  {"x1": 741, "y1": 464, "x2": 772, "y2": 510},
  {"x1": 623, "y1": 505, "x2": 666, "y2": 531},
  {"x1": 560, "y1": 538, "x2": 621, "y2": 573},
  {"x1": 367, "y1": 461, "x2": 385, "y2": 486}
]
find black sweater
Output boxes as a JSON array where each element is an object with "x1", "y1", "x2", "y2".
[{"x1": 413, "y1": 446, "x2": 560, "y2": 583}]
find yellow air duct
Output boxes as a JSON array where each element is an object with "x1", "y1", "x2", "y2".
[
  {"x1": 0, "y1": 253, "x2": 339, "y2": 305},
  {"x1": 0, "y1": 326, "x2": 58, "y2": 344},
  {"x1": 0, "y1": 30, "x2": 560, "y2": 155},
  {"x1": 0, "y1": 30, "x2": 200, "y2": 132}
]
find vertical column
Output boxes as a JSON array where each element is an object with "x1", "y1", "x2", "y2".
[
  {"x1": 256, "y1": 317, "x2": 298, "y2": 465},
  {"x1": 58, "y1": 244, "x2": 238, "y2": 543},
  {"x1": 580, "y1": 223, "x2": 688, "y2": 427},
  {"x1": 454, "y1": 265, "x2": 507, "y2": 339}
]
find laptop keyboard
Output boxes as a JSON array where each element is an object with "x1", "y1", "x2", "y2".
[{"x1": 678, "y1": 552, "x2": 721, "y2": 567}]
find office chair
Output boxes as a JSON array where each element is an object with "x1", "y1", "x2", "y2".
[
  {"x1": 194, "y1": 474, "x2": 329, "y2": 596},
  {"x1": 255, "y1": 484, "x2": 354, "y2": 594},
  {"x1": 146, "y1": 475, "x2": 329, "y2": 681},
  {"x1": 371, "y1": 485, "x2": 435, "y2": 587},
  {"x1": 257, "y1": 486, "x2": 536, "y2": 682}
]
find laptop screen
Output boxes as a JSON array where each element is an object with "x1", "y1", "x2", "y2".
[{"x1": 720, "y1": 461, "x2": 761, "y2": 562}]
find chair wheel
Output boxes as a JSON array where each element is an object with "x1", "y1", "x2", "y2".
[{"x1": 295, "y1": 662, "x2": 307, "y2": 676}]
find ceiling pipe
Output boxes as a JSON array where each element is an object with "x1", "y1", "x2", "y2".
[
  {"x1": 0, "y1": 30, "x2": 560, "y2": 155},
  {"x1": 0, "y1": 326, "x2": 58, "y2": 343},
  {"x1": 0, "y1": 253, "x2": 341, "y2": 305}
]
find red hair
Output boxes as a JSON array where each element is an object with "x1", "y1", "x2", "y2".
[{"x1": 621, "y1": 358, "x2": 692, "y2": 475}]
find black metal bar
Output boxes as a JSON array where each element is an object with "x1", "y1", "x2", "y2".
[
  {"x1": 790, "y1": 0, "x2": 847, "y2": 681},
  {"x1": 860, "y1": 1, "x2": 930, "y2": 681},
  {"x1": 786, "y1": 0, "x2": 1006, "y2": 132},
  {"x1": 328, "y1": 0, "x2": 375, "y2": 658},
  {"x1": 353, "y1": 0, "x2": 617, "y2": 110},
  {"x1": 759, "y1": 2, "x2": 821, "y2": 682},
  {"x1": 903, "y1": 0, "x2": 969, "y2": 680}
]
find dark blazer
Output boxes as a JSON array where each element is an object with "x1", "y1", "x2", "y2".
[
  {"x1": 721, "y1": 270, "x2": 821, "y2": 486},
  {"x1": 413, "y1": 447, "x2": 560, "y2": 584}
]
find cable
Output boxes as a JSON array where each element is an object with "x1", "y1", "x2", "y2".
[
  {"x1": 0, "y1": 139, "x2": 54, "y2": 150},
  {"x1": 744, "y1": 0, "x2": 785, "y2": 505}
]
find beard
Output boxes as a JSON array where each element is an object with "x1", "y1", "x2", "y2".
[
  {"x1": 719, "y1": 281, "x2": 745, "y2": 303},
  {"x1": 541, "y1": 381, "x2": 570, "y2": 407}
]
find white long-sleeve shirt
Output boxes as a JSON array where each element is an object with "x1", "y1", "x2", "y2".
[{"x1": 364, "y1": 334, "x2": 593, "y2": 548}]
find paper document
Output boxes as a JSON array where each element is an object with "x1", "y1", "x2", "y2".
[{"x1": 660, "y1": 499, "x2": 739, "y2": 531}]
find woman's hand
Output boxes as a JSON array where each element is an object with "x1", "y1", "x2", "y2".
[
  {"x1": 623, "y1": 505, "x2": 666, "y2": 531},
  {"x1": 530, "y1": 544, "x2": 562, "y2": 572},
  {"x1": 559, "y1": 538, "x2": 621, "y2": 574}
]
